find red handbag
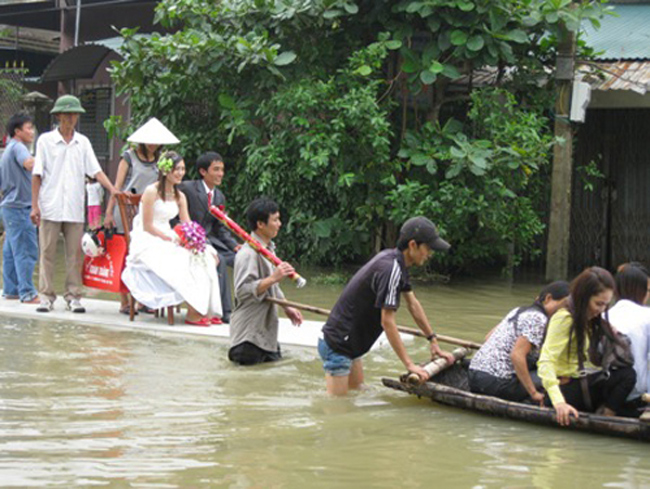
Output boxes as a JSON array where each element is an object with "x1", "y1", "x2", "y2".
[{"x1": 82, "y1": 231, "x2": 129, "y2": 293}]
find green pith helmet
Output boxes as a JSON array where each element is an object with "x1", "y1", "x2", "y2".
[{"x1": 50, "y1": 95, "x2": 86, "y2": 114}]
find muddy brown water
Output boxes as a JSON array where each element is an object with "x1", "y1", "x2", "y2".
[{"x1": 1, "y1": 252, "x2": 649, "y2": 487}]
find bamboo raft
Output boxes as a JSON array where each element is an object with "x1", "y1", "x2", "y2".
[{"x1": 382, "y1": 361, "x2": 650, "y2": 442}]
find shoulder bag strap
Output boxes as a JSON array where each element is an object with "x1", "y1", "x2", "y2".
[{"x1": 577, "y1": 350, "x2": 593, "y2": 412}]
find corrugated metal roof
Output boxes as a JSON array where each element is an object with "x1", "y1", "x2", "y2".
[
  {"x1": 578, "y1": 61, "x2": 650, "y2": 94},
  {"x1": 582, "y1": 4, "x2": 650, "y2": 60}
]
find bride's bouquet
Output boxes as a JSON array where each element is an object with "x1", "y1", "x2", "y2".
[{"x1": 173, "y1": 221, "x2": 207, "y2": 255}]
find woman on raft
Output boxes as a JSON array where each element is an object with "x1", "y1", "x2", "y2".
[
  {"x1": 468, "y1": 281, "x2": 569, "y2": 404},
  {"x1": 538, "y1": 267, "x2": 636, "y2": 426}
]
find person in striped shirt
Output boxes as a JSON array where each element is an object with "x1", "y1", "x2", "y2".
[{"x1": 320, "y1": 217, "x2": 455, "y2": 396}]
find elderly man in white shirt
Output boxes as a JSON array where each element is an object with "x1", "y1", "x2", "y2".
[{"x1": 31, "y1": 95, "x2": 119, "y2": 313}]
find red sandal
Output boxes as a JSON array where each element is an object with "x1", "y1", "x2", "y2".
[{"x1": 185, "y1": 317, "x2": 211, "y2": 327}]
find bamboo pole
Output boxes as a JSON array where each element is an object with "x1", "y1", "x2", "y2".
[
  {"x1": 382, "y1": 378, "x2": 649, "y2": 441},
  {"x1": 209, "y1": 205, "x2": 307, "y2": 287},
  {"x1": 405, "y1": 347, "x2": 469, "y2": 385},
  {"x1": 265, "y1": 297, "x2": 482, "y2": 350}
]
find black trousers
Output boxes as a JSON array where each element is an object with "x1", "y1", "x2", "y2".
[
  {"x1": 228, "y1": 341, "x2": 282, "y2": 366},
  {"x1": 216, "y1": 250, "x2": 235, "y2": 322},
  {"x1": 543, "y1": 367, "x2": 636, "y2": 414},
  {"x1": 469, "y1": 369, "x2": 543, "y2": 403}
]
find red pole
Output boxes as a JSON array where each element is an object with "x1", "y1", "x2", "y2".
[{"x1": 209, "y1": 205, "x2": 307, "y2": 288}]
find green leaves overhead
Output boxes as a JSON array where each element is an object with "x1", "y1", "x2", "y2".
[
  {"x1": 441, "y1": 64, "x2": 462, "y2": 79},
  {"x1": 343, "y1": 2, "x2": 359, "y2": 14},
  {"x1": 109, "y1": 0, "x2": 610, "y2": 273},
  {"x1": 355, "y1": 65, "x2": 372, "y2": 76},
  {"x1": 420, "y1": 70, "x2": 437, "y2": 85},
  {"x1": 390, "y1": 87, "x2": 556, "y2": 271},
  {"x1": 506, "y1": 29, "x2": 529, "y2": 43},
  {"x1": 429, "y1": 60, "x2": 444, "y2": 73},
  {"x1": 385, "y1": 40, "x2": 403, "y2": 50},
  {"x1": 389, "y1": 0, "x2": 607, "y2": 94},
  {"x1": 466, "y1": 35, "x2": 485, "y2": 51},
  {"x1": 457, "y1": 1, "x2": 475, "y2": 12},
  {"x1": 218, "y1": 93, "x2": 236, "y2": 109},
  {"x1": 400, "y1": 50, "x2": 420, "y2": 73},
  {"x1": 450, "y1": 30, "x2": 468, "y2": 46},
  {"x1": 274, "y1": 51, "x2": 297, "y2": 66}
]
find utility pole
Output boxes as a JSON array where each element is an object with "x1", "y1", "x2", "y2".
[
  {"x1": 545, "y1": 11, "x2": 576, "y2": 281},
  {"x1": 74, "y1": 0, "x2": 82, "y2": 47}
]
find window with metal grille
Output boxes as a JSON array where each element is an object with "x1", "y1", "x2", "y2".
[{"x1": 78, "y1": 87, "x2": 111, "y2": 159}]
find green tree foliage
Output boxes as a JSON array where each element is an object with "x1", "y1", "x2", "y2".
[
  {"x1": 109, "y1": 0, "x2": 609, "y2": 272},
  {"x1": 387, "y1": 88, "x2": 554, "y2": 271}
]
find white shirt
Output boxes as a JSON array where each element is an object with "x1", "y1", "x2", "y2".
[
  {"x1": 202, "y1": 180, "x2": 214, "y2": 206},
  {"x1": 86, "y1": 182, "x2": 104, "y2": 206},
  {"x1": 607, "y1": 299, "x2": 650, "y2": 400},
  {"x1": 33, "y1": 129, "x2": 102, "y2": 223}
]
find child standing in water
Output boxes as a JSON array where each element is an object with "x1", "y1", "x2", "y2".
[{"x1": 86, "y1": 176, "x2": 103, "y2": 229}]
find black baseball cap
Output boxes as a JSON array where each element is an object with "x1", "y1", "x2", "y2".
[{"x1": 398, "y1": 217, "x2": 451, "y2": 252}]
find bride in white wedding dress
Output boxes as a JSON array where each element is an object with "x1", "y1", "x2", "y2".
[{"x1": 121, "y1": 151, "x2": 222, "y2": 326}]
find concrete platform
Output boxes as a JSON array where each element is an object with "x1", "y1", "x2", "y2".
[{"x1": 0, "y1": 296, "x2": 410, "y2": 350}]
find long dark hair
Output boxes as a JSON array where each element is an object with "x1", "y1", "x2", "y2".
[
  {"x1": 156, "y1": 151, "x2": 183, "y2": 202},
  {"x1": 615, "y1": 262, "x2": 649, "y2": 305},
  {"x1": 567, "y1": 267, "x2": 615, "y2": 361},
  {"x1": 137, "y1": 143, "x2": 162, "y2": 163}
]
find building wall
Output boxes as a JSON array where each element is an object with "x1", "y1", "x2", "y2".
[{"x1": 570, "y1": 108, "x2": 650, "y2": 272}]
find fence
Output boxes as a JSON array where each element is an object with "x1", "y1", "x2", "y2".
[{"x1": 0, "y1": 62, "x2": 27, "y2": 141}]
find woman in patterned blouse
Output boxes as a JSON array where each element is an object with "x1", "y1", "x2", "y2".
[{"x1": 468, "y1": 281, "x2": 569, "y2": 404}]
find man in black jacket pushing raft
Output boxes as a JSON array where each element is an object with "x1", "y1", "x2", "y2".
[{"x1": 320, "y1": 217, "x2": 456, "y2": 396}]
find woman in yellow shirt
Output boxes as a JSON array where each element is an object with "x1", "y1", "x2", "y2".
[{"x1": 538, "y1": 267, "x2": 636, "y2": 426}]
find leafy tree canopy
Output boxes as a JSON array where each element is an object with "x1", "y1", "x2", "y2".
[{"x1": 109, "y1": 0, "x2": 609, "y2": 273}]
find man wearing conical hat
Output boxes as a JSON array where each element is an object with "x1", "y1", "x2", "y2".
[{"x1": 31, "y1": 94, "x2": 120, "y2": 313}]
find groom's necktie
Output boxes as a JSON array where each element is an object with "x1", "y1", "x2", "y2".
[{"x1": 207, "y1": 190, "x2": 212, "y2": 207}]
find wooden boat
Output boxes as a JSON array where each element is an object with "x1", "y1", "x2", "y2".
[{"x1": 382, "y1": 361, "x2": 650, "y2": 442}]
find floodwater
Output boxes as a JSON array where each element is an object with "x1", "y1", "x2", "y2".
[{"x1": 1, "y1": 267, "x2": 650, "y2": 488}]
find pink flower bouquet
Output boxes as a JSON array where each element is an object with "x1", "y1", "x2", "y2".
[{"x1": 173, "y1": 221, "x2": 207, "y2": 254}]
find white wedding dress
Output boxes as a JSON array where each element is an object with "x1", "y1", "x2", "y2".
[{"x1": 121, "y1": 199, "x2": 222, "y2": 317}]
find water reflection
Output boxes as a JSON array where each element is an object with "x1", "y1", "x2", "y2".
[{"x1": 1, "y1": 277, "x2": 650, "y2": 487}]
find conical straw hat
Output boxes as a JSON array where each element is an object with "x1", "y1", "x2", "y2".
[{"x1": 127, "y1": 117, "x2": 180, "y2": 145}]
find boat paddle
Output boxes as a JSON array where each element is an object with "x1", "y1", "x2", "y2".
[{"x1": 265, "y1": 296, "x2": 482, "y2": 350}]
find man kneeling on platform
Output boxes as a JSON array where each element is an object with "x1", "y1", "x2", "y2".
[{"x1": 228, "y1": 198, "x2": 303, "y2": 365}]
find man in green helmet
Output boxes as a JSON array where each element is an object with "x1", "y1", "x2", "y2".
[{"x1": 31, "y1": 94, "x2": 119, "y2": 313}]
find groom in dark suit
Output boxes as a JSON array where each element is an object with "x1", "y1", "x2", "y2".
[{"x1": 178, "y1": 152, "x2": 240, "y2": 323}]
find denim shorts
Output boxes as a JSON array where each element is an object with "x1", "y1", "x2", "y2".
[{"x1": 318, "y1": 338, "x2": 353, "y2": 377}]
